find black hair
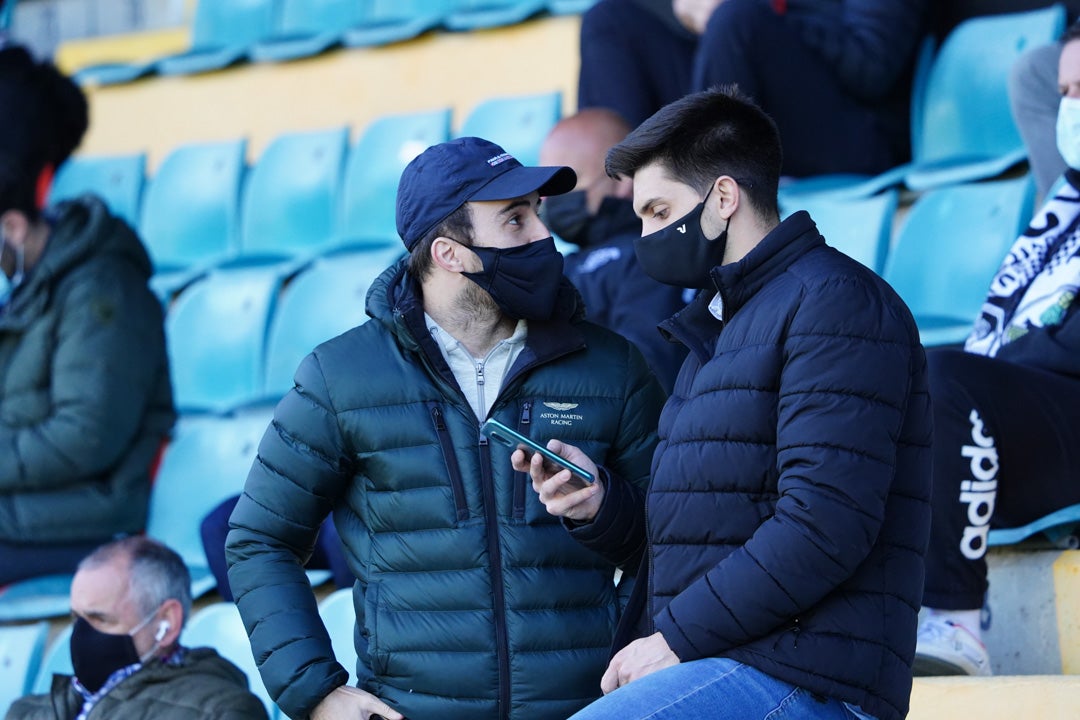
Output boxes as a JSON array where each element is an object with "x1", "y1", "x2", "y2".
[
  {"x1": 1064, "y1": 18, "x2": 1080, "y2": 44},
  {"x1": 605, "y1": 85, "x2": 781, "y2": 220},
  {"x1": 0, "y1": 45, "x2": 89, "y2": 219},
  {"x1": 407, "y1": 204, "x2": 474, "y2": 280}
]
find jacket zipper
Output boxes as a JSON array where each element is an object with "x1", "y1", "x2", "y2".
[
  {"x1": 512, "y1": 400, "x2": 532, "y2": 519},
  {"x1": 430, "y1": 404, "x2": 468, "y2": 522},
  {"x1": 478, "y1": 433, "x2": 511, "y2": 718}
]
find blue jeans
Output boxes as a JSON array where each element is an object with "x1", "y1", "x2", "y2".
[{"x1": 567, "y1": 658, "x2": 875, "y2": 720}]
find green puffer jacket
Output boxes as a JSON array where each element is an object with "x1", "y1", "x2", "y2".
[
  {"x1": 4, "y1": 647, "x2": 269, "y2": 720},
  {"x1": 0, "y1": 196, "x2": 174, "y2": 544},
  {"x1": 227, "y1": 259, "x2": 665, "y2": 720}
]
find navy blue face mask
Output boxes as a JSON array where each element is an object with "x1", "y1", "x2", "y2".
[
  {"x1": 633, "y1": 190, "x2": 728, "y2": 290},
  {"x1": 462, "y1": 237, "x2": 565, "y2": 320},
  {"x1": 70, "y1": 616, "x2": 143, "y2": 693}
]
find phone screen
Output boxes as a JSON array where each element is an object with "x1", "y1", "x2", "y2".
[{"x1": 481, "y1": 419, "x2": 595, "y2": 486}]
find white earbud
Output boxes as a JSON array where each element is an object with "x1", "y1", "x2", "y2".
[{"x1": 155, "y1": 620, "x2": 169, "y2": 642}]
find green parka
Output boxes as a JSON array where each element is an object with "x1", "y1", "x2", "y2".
[
  {"x1": 4, "y1": 647, "x2": 268, "y2": 720},
  {"x1": 0, "y1": 196, "x2": 174, "y2": 544},
  {"x1": 227, "y1": 260, "x2": 665, "y2": 720}
]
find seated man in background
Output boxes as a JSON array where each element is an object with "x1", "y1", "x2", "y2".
[
  {"x1": 914, "y1": 20, "x2": 1080, "y2": 677},
  {"x1": 6, "y1": 536, "x2": 268, "y2": 720},
  {"x1": 0, "y1": 44, "x2": 174, "y2": 585},
  {"x1": 540, "y1": 108, "x2": 688, "y2": 394}
]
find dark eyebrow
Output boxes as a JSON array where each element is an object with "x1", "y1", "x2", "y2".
[
  {"x1": 498, "y1": 198, "x2": 532, "y2": 216},
  {"x1": 636, "y1": 196, "x2": 663, "y2": 216}
]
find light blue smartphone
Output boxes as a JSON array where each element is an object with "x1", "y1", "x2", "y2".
[{"x1": 481, "y1": 419, "x2": 595, "y2": 486}]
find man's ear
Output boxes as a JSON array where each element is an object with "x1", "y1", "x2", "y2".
[
  {"x1": 0, "y1": 210, "x2": 31, "y2": 247},
  {"x1": 431, "y1": 236, "x2": 476, "y2": 273},
  {"x1": 711, "y1": 176, "x2": 741, "y2": 221},
  {"x1": 159, "y1": 598, "x2": 184, "y2": 646}
]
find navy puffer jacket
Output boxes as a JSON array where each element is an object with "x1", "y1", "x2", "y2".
[
  {"x1": 574, "y1": 212, "x2": 932, "y2": 720},
  {"x1": 227, "y1": 259, "x2": 665, "y2": 720}
]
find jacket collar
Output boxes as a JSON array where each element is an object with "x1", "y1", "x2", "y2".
[{"x1": 660, "y1": 211, "x2": 824, "y2": 362}]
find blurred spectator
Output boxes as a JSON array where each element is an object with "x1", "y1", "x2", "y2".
[
  {"x1": 1010, "y1": 40, "x2": 1067, "y2": 202},
  {"x1": 0, "y1": 45, "x2": 174, "y2": 585},
  {"x1": 5, "y1": 536, "x2": 268, "y2": 720},
  {"x1": 540, "y1": 108, "x2": 688, "y2": 393},
  {"x1": 200, "y1": 494, "x2": 352, "y2": 602},
  {"x1": 915, "y1": 21, "x2": 1080, "y2": 678},
  {"x1": 579, "y1": 0, "x2": 928, "y2": 177}
]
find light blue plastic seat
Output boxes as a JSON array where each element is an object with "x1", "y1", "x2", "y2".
[
  {"x1": 0, "y1": 575, "x2": 74, "y2": 622},
  {"x1": 250, "y1": 0, "x2": 362, "y2": 62},
  {"x1": 140, "y1": 138, "x2": 247, "y2": 273},
  {"x1": 444, "y1": 0, "x2": 547, "y2": 31},
  {"x1": 48, "y1": 153, "x2": 146, "y2": 228},
  {"x1": 547, "y1": 0, "x2": 598, "y2": 15},
  {"x1": 459, "y1": 91, "x2": 561, "y2": 166},
  {"x1": 264, "y1": 244, "x2": 404, "y2": 399},
  {"x1": 240, "y1": 127, "x2": 348, "y2": 259},
  {"x1": 779, "y1": 189, "x2": 897, "y2": 275},
  {"x1": 165, "y1": 260, "x2": 296, "y2": 413},
  {"x1": 0, "y1": 621, "x2": 49, "y2": 709},
  {"x1": 883, "y1": 175, "x2": 1037, "y2": 347},
  {"x1": 146, "y1": 409, "x2": 275, "y2": 598},
  {"x1": 341, "y1": 108, "x2": 451, "y2": 244},
  {"x1": 342, "y1": 0, "x2": 453, "y2": 47},
  {"x1": 988, "y1": 503, "x2": 1080, "y2": 549},
  {"x1": 0, "y1": 0, "x2": 13, "y2": 30},
  {"x1": 155, "y1": 0, "x2": 281, "y2": 76},
  {"x1": 182, "y1": 603, "x2": 278, "y2": 718},
  {"x1": 31, "y1": 622, "x2": 74, "y2": 694},
  {"x1": 317, "y1": 588, "x2": 358, "y2": 685}
]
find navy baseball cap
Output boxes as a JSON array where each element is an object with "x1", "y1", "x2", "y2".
[{"x1": 396, "y1": 136, "x2": 577, "y2": 250}]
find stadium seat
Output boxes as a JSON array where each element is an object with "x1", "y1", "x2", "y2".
[
  {"x1": 0, "y1": 621, "x2": 48, "y2": 710},
  {"x1": 264, "y1": 243, "x2": 404, "y2": 398},
  {"x1": 883, "y1": 174, "x2": 1037, "y2": 347},
  {"x1": 166, "y1": 259, "x2": 297, "y2": 413},
  {"x1": 0, "y1": 575, "x2": 74, "y2": 622},
  {"x1": 0, "y1": 0, "x2": 12, "y2": 30},
  {"x1": 147, "y1": 408, "x2": 275, "y2": 598},
  {"x1": 31, "y1": 622, "x2": 73, "y2": 694},
  {"x1": 48, "y1": 153, "x2": 146, "y2": 228},
  {"x1": 240, "y1": 127, "x2": 348, "y2": 259},
  {"x1": 318, "y1": 588, "x2": 358, "y2": 685},
  {"x1": 249, "y1": 0, "x2": 360, "y2": 62},
  {"x1": 547, "y1": 0, "x2": 598, "y2": 15},
  {"x1": 989, "y1": 503, "x2": 1080, "y2": 549},
  {"x1": 341, "y1": 108, "x2": 452, "y2": 243},
  {"x1": 342, "y1": 0, "x2": 452, "y2": 47},
  {"x1": 458, "y1": 91, "x2": 562, "y2": 166},
  {"x1": 155, "y1": 0, "x2": 281, "y2": 76},
  {"x1": 140, "y1": 138, "x2": 247, "y2": 273},
  {"x1": 444, "y1": 0, "x2": 547, "y2": 31},
  {"x1": 780, "y1": 188, "x2": 897, "y2": 275},
  {"x1": 181, "y1": 603, "x2": 278, "y2": 718}
]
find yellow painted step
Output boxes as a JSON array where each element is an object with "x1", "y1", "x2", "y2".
[{"x1": 910, "y1": 676, "x2": 1080, "y2": 719}]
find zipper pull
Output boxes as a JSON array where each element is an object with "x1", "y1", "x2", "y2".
[
  {"x1": 431, "y1": 405, "x2": 445, "y2": 430},
  {"x1": 521, "y1": 400, "x2": 531, "y2": 426},
  {"x1": 475, "y1": 361, "x2": 485, "y2": 386}
]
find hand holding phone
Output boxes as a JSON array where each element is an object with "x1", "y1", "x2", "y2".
[{"x1": 481, "y1": 419, "x2": 595, "y2": 487}]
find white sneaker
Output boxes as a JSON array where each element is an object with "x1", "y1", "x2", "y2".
[{"x1": 914, "y1": 617, "x2": 992, "y2": 677}]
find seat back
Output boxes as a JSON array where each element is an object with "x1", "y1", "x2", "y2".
[
  {"x1": 459, "y1": 91, "x2": 562, "y2": 166},
  {"x1": 264, "y1": 244, "x2": 403, "y2": 398},
  {"x1": 240, "y1": 127, "x2": 348, "y2": 258},
  {"x1": 48, "y1": 153, "x2": 146, "y2": 228},
  {"x1": 192, "y1": 0, "x2": 281, "y2": 48},
  {"x1": 165, "y1": 261, "x2": 290, "y2": 412},
  {"x1": 884, "y1": 175, "x2": 1036, "y2": 328},
  {"x1": 780, "y1": 189, "x2": 898, "y2": 275},
  {"x1": 182, "y1": 603, "x2": 277, "y2": 718},
  {"x1": 32, "y1": 623, "x2": 74, "y2": 694},
  {"x1": 367, "y1": 0, "x2": 459, "y2": 22},
  {"x1": 317, "y1": 588, "x2": 358, "y2": 685},
  {"x1": 0, "y1": 621, "x2": 49, "y2": 708},
  {"x1": 140, "y1": 139, "x2": 247, "y2": 270},
  {"x1": 147, "y1": 408, "x2": 275, "y2": 596},
  {"x1": 917, "y1": 5, "x2": 1066, "y2": 164},
  {"x1": 342, "y1": 108, "x2": 452, "y2": 242},
  {"x1": 278, "y1": 0, "x2": 364, "y2": 33}
]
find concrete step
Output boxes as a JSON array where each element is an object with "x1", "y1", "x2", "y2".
[{"x1": 910, "y1": 676, "x2": 1080, "y2": 719}]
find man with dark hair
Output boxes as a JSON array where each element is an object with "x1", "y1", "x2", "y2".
[
  {"x1": 226, "y1": 137, "x2": 666, "y2": 720},
  {"x1": 516, "y1": 87, "x2": 932, "y2": 720},
  {"x1": 0, "y1": 44, "x2": 174, "y2": 585},
  {"x1": 6, "y1": 536, "x2": 268, "y2": 720}
]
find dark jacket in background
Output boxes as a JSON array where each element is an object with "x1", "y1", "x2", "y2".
[
  {"x1": 573, "y1": 212, "x2": 933, "y2": 720},
  {"x1": 227, "y1": 259, "x2": 666, "y2": 720},
  {"x1": 0, "y1": 196, "x2": 174, "y2": 545}
]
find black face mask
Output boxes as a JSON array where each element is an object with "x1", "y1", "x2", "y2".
[
  {"x1": 540, "y1": 190, "x2": 591, "y2": 246},
  {"x1": 462, "y1": 237, "x2": 565, "y2": 320},
  {"x1": 70, "y1": 616, "x2": 144, "y2": 693},
  {"x1": 633, "y1": 194, "x2": 728, "y2": 290}
]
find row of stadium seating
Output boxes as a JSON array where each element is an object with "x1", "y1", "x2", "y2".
[{"x1": 74, "y1": 0, "x2": 595, "y2": 85}]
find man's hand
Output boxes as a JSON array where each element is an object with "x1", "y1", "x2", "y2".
[
  {"x1": 511, "y1": 439, "x2": 603, "y2": 523},
  {"x1": 673, "y1": 0, "x2": 724, "y2": 34},
  {"x1": 311, "y1": 686, "x2": 404, "y2": 720},
  {"x1": 600, "y1": 632, "x2": 680, "y2": 694}
]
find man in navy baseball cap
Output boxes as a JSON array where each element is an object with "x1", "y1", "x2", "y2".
[{"x1": 225, "y1": 135, "x2": 666, "y2": 720}]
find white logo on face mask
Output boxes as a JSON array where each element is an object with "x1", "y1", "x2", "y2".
[{"x1": 676, "y1": 224, "x2": 687, "y2": 234}]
